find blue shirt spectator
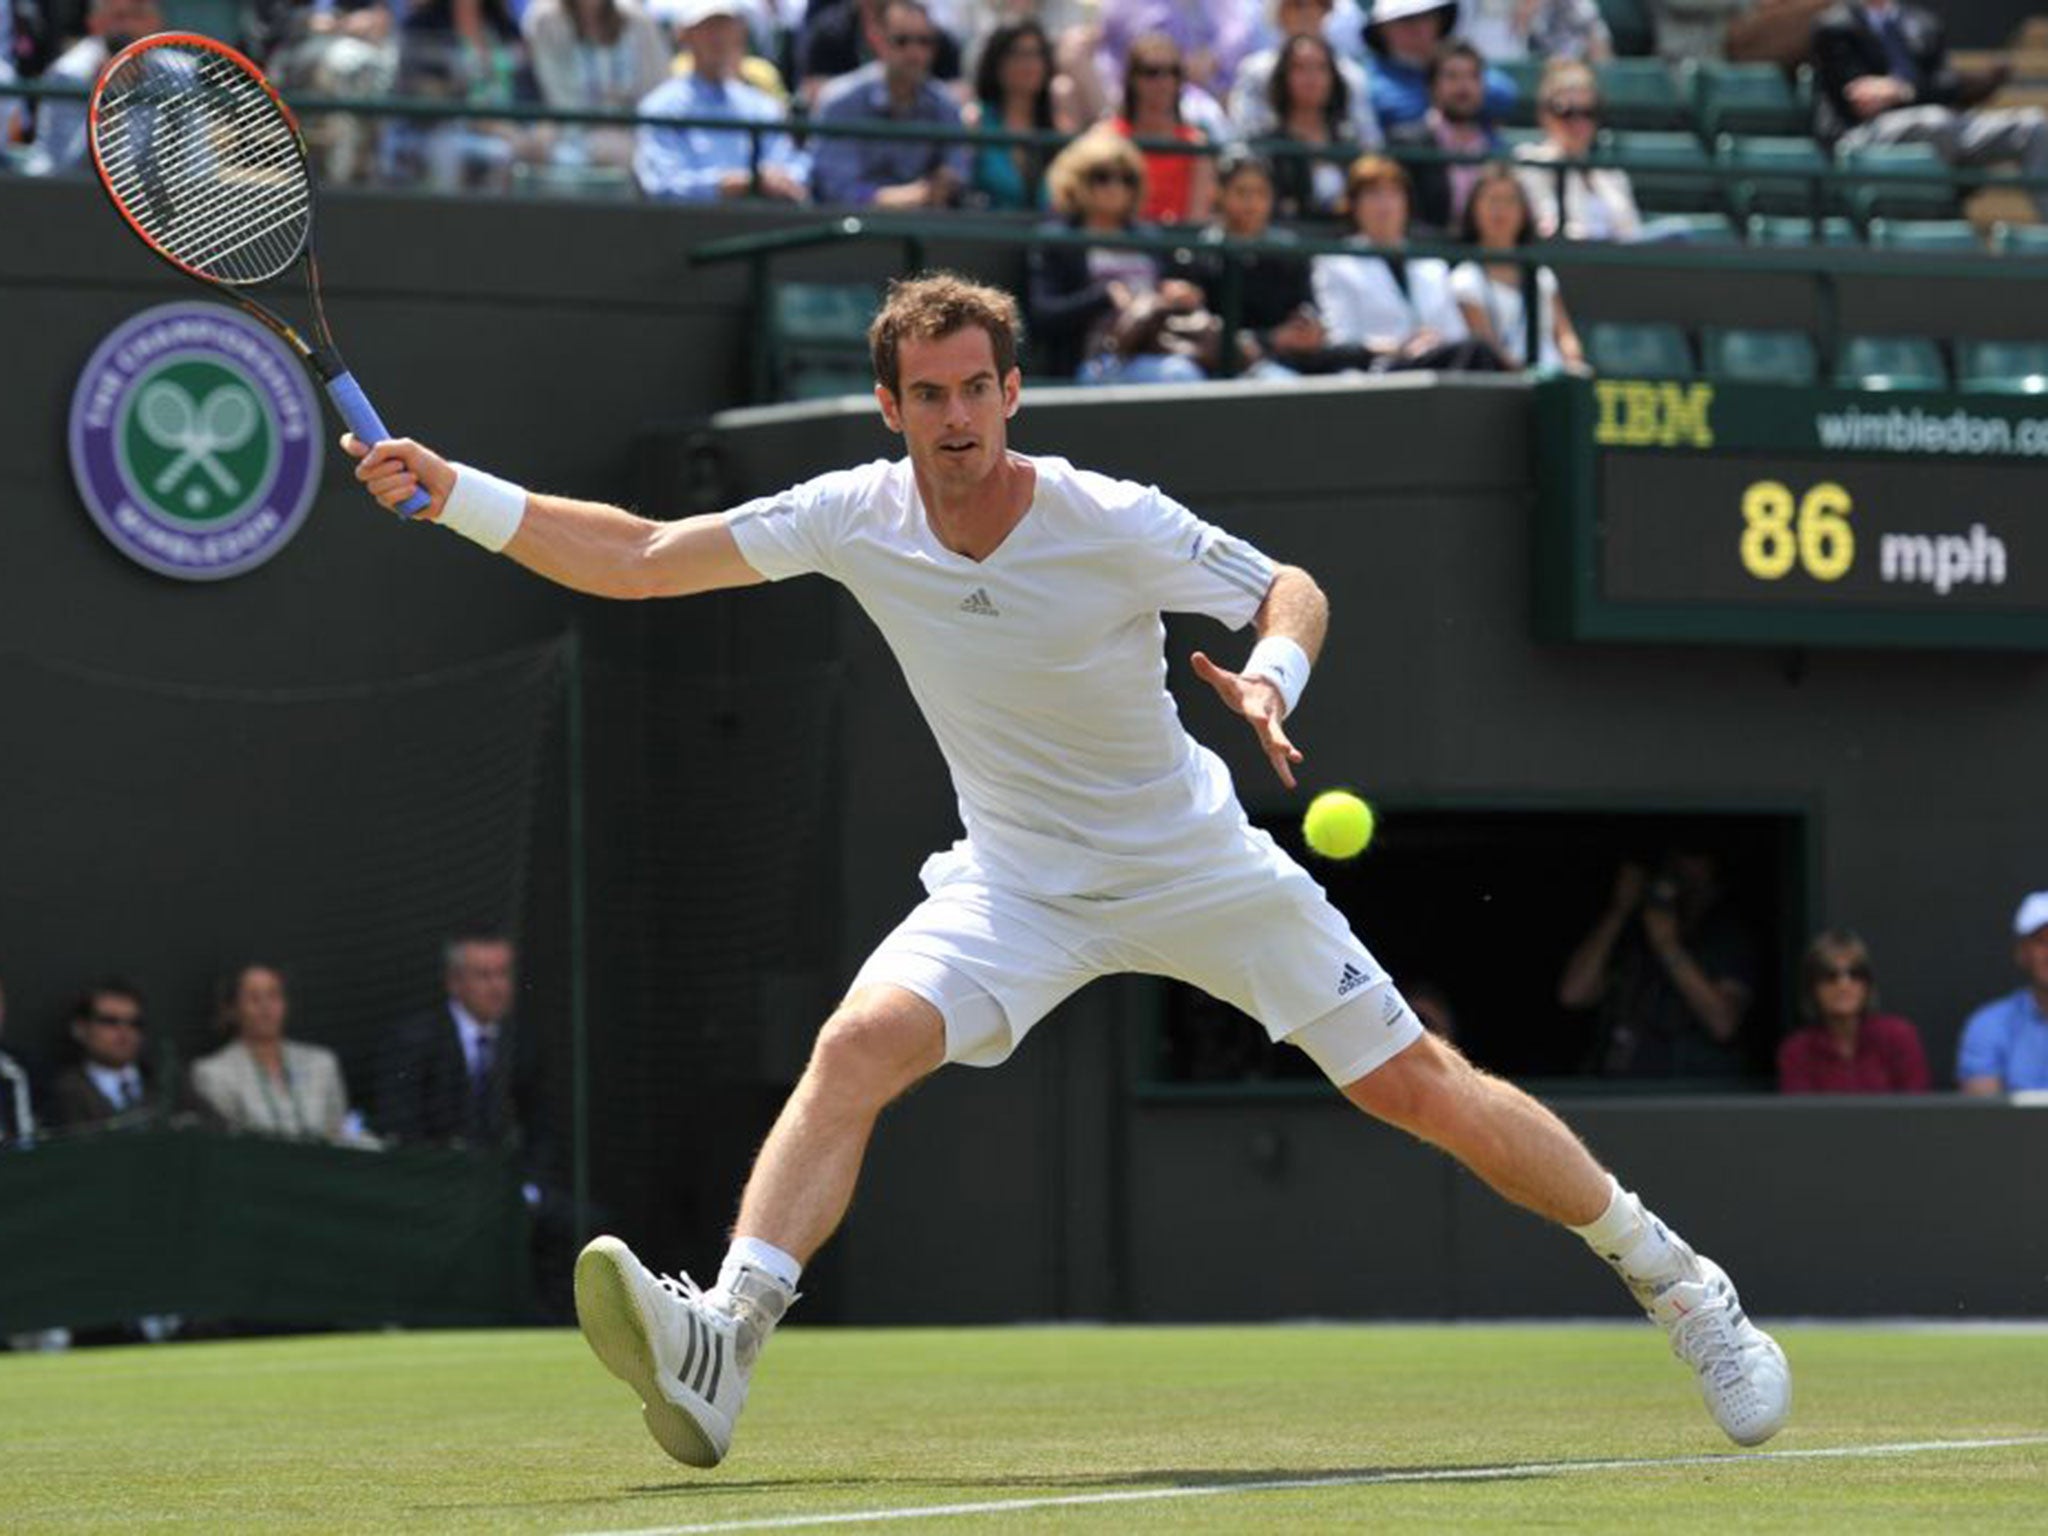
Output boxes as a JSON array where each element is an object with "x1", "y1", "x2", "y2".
[
  {"x1": 1363, "y1": 0, "x2": 1515, "y2": 131},
  {"x1": 635, "y1": 2, "x2": 808, "y2": 203},
  {"x1": 809, "y1": 2, "x2": 968, "y2": 207},
  {"x1": 1958, "y1": 890, "x2": 2048, "y2": 1093}
]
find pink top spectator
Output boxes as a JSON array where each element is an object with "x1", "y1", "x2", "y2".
[{"x1": 1777, "y1": 1012, "x2": 1930, "y2": 1094}]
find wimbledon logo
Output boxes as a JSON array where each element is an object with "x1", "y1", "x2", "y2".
[{"x1": 69, "y1": 302, "x2": 320, "y2": 580}]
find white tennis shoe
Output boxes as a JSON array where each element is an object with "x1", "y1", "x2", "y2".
[
  {"x1": 573, "y1": 1235, "x2": 790, "y2": 1468},
  {"x1": 1640, "y1": 1252, "x2": 1792, "y2": 1447}
]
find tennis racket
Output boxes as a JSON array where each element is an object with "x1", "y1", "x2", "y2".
[{"x1": 87, "y1": 31, "x2": 430, "y2": 516}]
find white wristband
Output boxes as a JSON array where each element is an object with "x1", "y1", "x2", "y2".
[
  {"x1": 1243, "y1": 635, "x2": 1310, "y2": 718},
  {"x1": 438, "y1": 464, "x2": 528, "y2": 553}
]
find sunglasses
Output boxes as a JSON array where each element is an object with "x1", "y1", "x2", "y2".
[
  {"x1": 89, "y1": 1012, "x2": 144, "y2": 1028},
  {"x1": 1085, "y1": 166, "x2": 1140, "y2": 187},
  {"x1": 890, "y1": 32, "x2": 937, "y2": 49},
  {"x1": 1132, "y1": 62, "x2": 1182, "y2": 79},
  {"x1": 1817, "y1": 965, "x2": 1871, "y2": 983},
  {"x1": 1545, "y1": 103, "x2": 1598, "y2": 121}
]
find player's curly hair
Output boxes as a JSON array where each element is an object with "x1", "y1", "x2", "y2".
[{"x1": 868, "y1": 272, "x2": 1023, "y2": 396}]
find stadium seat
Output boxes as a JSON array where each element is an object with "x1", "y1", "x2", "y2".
[
  {"x1": 1992, "y1": 220, "x2": 2048, "y2": 256},
  {"x1": 1645, "y1": 210, "x2": 1740, "y2": 243},
  {"x1": 1834, "y1": 334, "x2": 1949, "y2": 390},
  {"x1": 1691, "y1": 62, "x2": 1806, "y2": 138},
  {"x1": 1841, "y1": 141, "x2": 1960, "y2": 222},
  {"x1": 1584, "y1": 320, "x2": 1695, "y2": 378},
  {"x1": 770, "y1": 281, "x2": 884, "y2": 402},
  {"x1": 1956, "y1": 338, "x2": 2048, "y2": 392},
  {"x1": 1867, "y1": 218, "x2": 1983, "y2": 253},
  {"x1": 1611, "y1": 130, "x2": 1721, "y2": 214},
  {"x1": 1497, "y1": 56, "x2": 1543, "y2": 127},
  {"x1": 1597, "y1": 59, "x2": 1690, "y2": 131},
  {"x1": 1702, "y1": 326, "x2": 1820, "y2": 385},
  {"x1": 1497, "y1": 125, "x2": 1547, "y2": 156},
  {"x1": 160, "y1": 0, "x2": 241, "y2": 42},
  {"x1": 1746, "y1": 213, "x2": 1861, "y2": 246},
  {"x1": 1719, "y1": 134, "x2": 1831, "y2": 218}
]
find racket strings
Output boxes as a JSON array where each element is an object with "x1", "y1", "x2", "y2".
[{"x1": 93, "y1": 44, "x2": 312, "y2": 286}]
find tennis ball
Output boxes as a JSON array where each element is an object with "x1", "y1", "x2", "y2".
[{"x1": 1303, "y1": 790, "x2": 1375, "y2": 861}]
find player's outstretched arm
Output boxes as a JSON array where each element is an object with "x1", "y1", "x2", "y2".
[
  {"x1": 1190, "y1": 564, "x2": 1329, "y2": 791},
  {"x1": 344, "y1": 435, "x2": 765, "y2": 600}
]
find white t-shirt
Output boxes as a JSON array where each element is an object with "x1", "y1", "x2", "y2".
[
  {"x1": 1450, "y1": 261, "x2": 1561, "y2": 371},
  {"x1": 726, "y1": 454, "x2": 1279, "y2": 898}
]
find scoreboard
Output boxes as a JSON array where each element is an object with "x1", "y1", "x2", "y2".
[{"x1": 1533, "y1": 376, "x2": 2048, "y2": 649}]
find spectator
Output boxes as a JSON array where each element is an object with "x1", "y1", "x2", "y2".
[
  {"x1": 1776, "y1": 930, "x2": 1930, "y2": 1093},
  {"x1": 32, "y1": 0, "x2": 162, "y2": 174},
  {"x1": 389, "y1": 0, "x2": 530, "y2": 192},
  {"x1": 809, "y1": 0, "x2": 968, "y2": 208},
  {"x1": 1109, "y1": 30, "x2": 1216, "y2": 224},
  {"x1": 1558, "y1": 852, "x2": 1757, "y2": 1080},
  {"x1": 799, "y1": 0, "x2": 960, "y2": 101},
  {"x1": 1026, "y1": 130, "x2": 1212, "y2": 384},
  {"x1": 1311, "y1": 152, "x2": 1506, "y2": 370},
  {"x1": 1096, "y1": 0, "x2": 1256, "y2": 109},
  {"x1": 48, "y1": 980, "x2": 208, "y2": 1129},
  {"x1": 1514, "y1": 58, "x2": 1641, "y2": 240},
  {"x1": 653, "y1": 0, "x2": 788, "y2": 99},
  {"x1": 1387, "y1": 38, "x2": 1502, "y2": 234},
  {"x1": 1956, "y1": 890, "x2": 2048, "y2": 1094},
  {"x1": 0, "y1": 976, "x2": 36, "y2": 1147},
  {"x1": 522, "y1": 0, "x2": 672, "y2": 171},
  {"x1": 375, "y1": 934, "x2": 541, "y2": 1150},
  {"x1": 1174, "y1": 147, "x2": 1331, "y2": 375},
  {"x1": 1451, "y1": 161, "x2": 1586, "y2": 371},
  {"x1": 962, "y1": 19, "x2": 1064, "y2": 210},
  {"x1": 189, "y1": 964, "x2": 358, "y2": 1142},
  {"x1": 636, "y1": 0, "x2": 807, "y2": 200},
  {"x1": 257, "y1": 0, "x2": 398, "y2": 185},
  {"x1": 1460, "y1": 0, "x2": 1612, "y2": 63},
  {"x1": 1363, "y1": 0, "x2": 1516, "y2": 132},
  {"x1": 1652, "y1": 0, "x2": 1751, "y2": 64},
  {"x1": 1230, "y1": 0, "x2": 1383, "y2": 150},
  {"x1": 1813, "y1": 0, "x2": 2048, "y2": 220},
  {"x1": 1263, "y1": 32, "x2": 1361, "y2": 221}
]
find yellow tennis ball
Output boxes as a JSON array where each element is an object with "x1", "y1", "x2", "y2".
[{"x1": 1303, "y1": 790, "x2": 1375, "y2": 860}]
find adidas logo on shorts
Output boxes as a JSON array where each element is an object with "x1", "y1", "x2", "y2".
[
  {"x1": 959, "y1": 587, "x2": 1001, "y2": 617},
  {"x1": 1337, "y1": 962, "x2": 1369, "y2": 998}
]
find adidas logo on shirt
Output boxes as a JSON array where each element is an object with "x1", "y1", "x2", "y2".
[
  {"x1": 1338, "y1": 962, "x2": 1369, "y2": 998},
  {"x1": 959, "y1": 587, "x2": 1001, "y2": 617}
]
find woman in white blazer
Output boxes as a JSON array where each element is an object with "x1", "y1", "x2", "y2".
[
  {"x1": 1312, "y1": 153, "x2": 1504, "y2": 371},
  {"x1": 191, "y1": 964, "x2": 353, "y2": 1142}
]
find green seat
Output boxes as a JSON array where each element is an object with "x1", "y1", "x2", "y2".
[
  {"x1": 1584, "y1": 320, "x2": 1695, "y2": 378},
  {"x1": 161, "y1": 0, "x2": 241, "y2": 43},
  {"x1": 1497, "y1": 124, "x2": 1547, "y2": 156},
  {"x1": 1703, "y1": 326, "x2": 1819, "y2": 385},
  {"x1": 1596, "y1": 0, "x2": 1657, "y2": 58},
  {"x1": 1867, "y1": 218, "x2": 1982, "y2": 252},
  {"x1": 1692, "y1": 62, "x2": 1806, "y2": 138},
  {"x1": 1834, "y1": 334, "x2": 1949, "y2": 390},
  {"x1": 1497, "y1": 56, "x2": 1543, "y2": 127},
  {"x1": 1647, "y1": 210, "x2": 1740, "y2": 243},
  {"x1": 769, "y1": 281, "x2": 883, "y2": 402},
  {"x1": 1842, "y1": 141, "x2": 1959, "y2": 222},
  {"x1": 1611, "y1": 129, "x2": 1721, "y2": 214},
  {"x1": 1719, "y1": 133, "x2": 1830, "y2": 217},
  {"x1": 1957, "y1": 338, "x2": 2048, "y2": 393},
  {"x1": 1597, "y1": 58, "x2": 1689, "y2": 131},
  {"x1": 1992, "y1": 221, "x2": 2048, "y2": 256},
  {"x1": 1746, "y1": 213, "x2": 1861, "y2": 246}
]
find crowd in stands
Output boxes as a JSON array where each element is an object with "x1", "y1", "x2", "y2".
[{"x1": 8, "y1": 1, "x2": 2046, "y2": 354}]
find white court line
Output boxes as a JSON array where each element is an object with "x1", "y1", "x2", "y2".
[{"x1": 565, "y1": 1435, "x2": 2048, "y2": 1536}]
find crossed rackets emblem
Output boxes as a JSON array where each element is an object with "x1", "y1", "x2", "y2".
[{"x1": 135, "y1": 378, "x2": 259, "y2": 506}]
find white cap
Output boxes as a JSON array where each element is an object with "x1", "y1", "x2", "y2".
[
  {"x1": 655, "y1": 0, "x2": 754, "y2": 28},
  {"x1": 2015, "y1": 890, "x2": 2048, "y2": 937},
  {"x1": 1367, "y1": 0, "x2": 1458, "y2": 27}
]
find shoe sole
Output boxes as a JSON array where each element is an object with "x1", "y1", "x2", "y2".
[{"x1": 573, "y1": 1237, "x2": 722, "y2": 1468}]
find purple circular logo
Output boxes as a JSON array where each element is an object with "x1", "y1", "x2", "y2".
[{"x1": 69, "y1": 302, "x2": 320, "y2": 581}]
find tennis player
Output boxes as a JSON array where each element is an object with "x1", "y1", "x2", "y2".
[{"x1": 347, "y1": 272, "x2": 1790, "y2": 1468}]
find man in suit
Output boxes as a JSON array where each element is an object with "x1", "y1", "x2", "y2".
[
  {"x1": 50, "y1": 980, "x2": 167, "y2": 1129},
  {"x1": 376, "y1": 934, "x2": 538, "y2": 1151},
  {"x1": 1812, "y1": 0, "x2": 2048, "y2": 217}
]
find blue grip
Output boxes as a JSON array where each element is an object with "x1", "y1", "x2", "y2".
[{"x1": 325, "y1": 370, "x2": 432, "y2": 518}]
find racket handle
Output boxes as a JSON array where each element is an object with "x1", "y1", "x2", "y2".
[{"x1": 325, "y1": 371, "x2": 432, "y2": 518}]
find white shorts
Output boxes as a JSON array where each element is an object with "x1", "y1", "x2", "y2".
[{"x1": 848, "y1": 825, "x2": 1425, "y2": 1085}]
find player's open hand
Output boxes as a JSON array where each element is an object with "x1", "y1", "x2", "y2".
[
  {"x1": 342, "y1": 433, "x2": 454, "y2": 520},
  {"x1": 1189, "y1": 651, "x2": 1303, "y2": 790}
]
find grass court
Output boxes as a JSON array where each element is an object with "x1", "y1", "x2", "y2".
[{"x1": 3, "y1": 1323, "x2": 2044, "y2": 1532}]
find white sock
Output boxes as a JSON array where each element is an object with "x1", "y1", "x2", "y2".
[
  {"x1": 716, "y1": 1235, "x2": 802, "y2": 1296},
  {"x1": 1570, "y1": 1175, "x2": 1688, "y2": 1283}
]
